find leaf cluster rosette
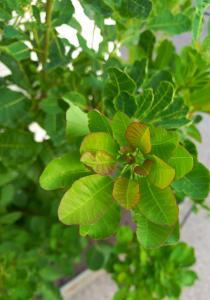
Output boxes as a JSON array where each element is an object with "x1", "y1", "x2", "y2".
[{"x1": 40, "y1": 108, "x2": 196, "y2": 248}]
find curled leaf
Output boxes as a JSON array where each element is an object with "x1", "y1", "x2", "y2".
[
  {"x1": 80, "y1": 132, "x2": 118, "y2": 157},
  {"x1": 81, "y1": 151, "x2": 116, "y2": 176},
  {"x1": 126, "y1": 122, "x2": 151, "y2": 154},
  {"x1": 134, "y1": 160, "x2": 153, "y2": 176}
]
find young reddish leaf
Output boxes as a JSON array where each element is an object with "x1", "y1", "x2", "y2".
[
  {"x1": 125, "y1": 122, "x2": 151, "y2": 154},
  {"x1": 113, "y1": 177, "x2": 140, "y2": 209},
  {"x1": 134, "y1": 160, "x2": 153, "y2": 176},
  {"x1": 81, "y1": 151, "x2": 116, "y2": 176},
  {"x1": 148, "y1": 155, "x2": 175, "y2": 189}
]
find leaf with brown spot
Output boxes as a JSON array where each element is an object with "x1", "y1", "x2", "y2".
[
  {"x1": 81, "y1": 151, "x2": 116, "y2": 176},
  {"x1": 134, "y1": 160, "x2": 153, "y2": 176}
]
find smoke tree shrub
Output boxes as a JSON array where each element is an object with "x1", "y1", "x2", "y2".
[{"x1": 0, "y1": 0, "x2": 210, "y2": 298}]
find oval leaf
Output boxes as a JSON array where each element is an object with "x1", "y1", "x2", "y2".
[
  {"x1": 58, "y1": 175, "x2": 114, "y2": 225},
  {"x1": 126, "y1": 122, "x2": 151, "y2": 154},
  {"x1": 135, "y1": 213, "x2": 174, "y2": 249},
  {"x1": 40, "y1": 152, "x2": 90, "y2": 190},
  {"x1": 137, "y1": 178, "x2": 178, "y2": 226},
  {"x1": 80, "y1": 132, "x2": 118, "y2": 157},
  {"x1": 150, "y1": 126, "x2": 179, "y2": 159},
  {"x1": 80, "y1": 204, "x2": 120, "y2": 239},
  {"x1": 111, "y1": 112, "x2": 131, "y2": 146},
  {"x1": 113, "y1": 177, "x2": 140, "y2": 209},
  {"x1": 148, "y1": 155, "x2": 175, "y2": 189},
  {"x1": 167, "y1": 145, "x2": 193, "y2": 180},
  {"x1": 81, "y1": 150, "x2": 116, "y2": 176}
]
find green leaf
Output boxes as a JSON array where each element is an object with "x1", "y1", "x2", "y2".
[
  {"x1": 66, "y1": 104, "x2": 89, "y2": 141},
  {"x1": 63, "y1": 91, "x2": 87, "y2": 109},
  {"x1": 114, "y1": 92, "x2": 137, "y2": 117},
  {"x1": 0, "y1": 88, "x2": 29, "y2": 127},
  {"x1": 145, "y1": 81, "x2": 174, "y2": 121},
  {"x1": 172, "y1": 162, "x2": 209, "y2": 200},
  {"x1": 116, "y1": 226, "x2": 133, "y2": 244},
  {"x1": 111, "y1": 112, "x2": 131, "y2": 146},
  {"x1": 81, "y1": 151, "x2": 116, "y2": 176},
  {"x1": 150, "y1": 127, "x2": 179, "y2": 160},
  {"x1": 148, "y1": 155, "x2": 175, "y2": 189},
  {"x1": 135, "y1": 213, "x2": 174, "y2": 249},
  {"x1": 138, "y1": 30, "x2": 155, "y2": 60},
  {"x1": 178, "y1": 270, "x2": 197, "y2": 286},
  {"x1": 167, "y1": 145, "x2": 193, "y2": 180},
  {"x1": 170, "y1": 242, "x2": 196, "y2": 267},
  {"x1": 164, "y1": 223, "x2": 180, "y2": 245},
  {"x1": 5, "y1": 41, "x2": 30, "y2": 61},
  {"x1": 53, "y1": 0, "x2": 74, "y2": 26},
  {"x1": 0, "y1": 211, "x2": 22, "y2": 225},
  {"x1": 80, "y1": 132, "x2": 118, "y2": 157},
  {"x1": 115, "y1": 0, "x2": 152, "y2": 19},
  {"x1": 86, "y1": 247, "x2": 105, "y2": 270},
  {"x1": 154, "y1": 39, "x2": 176, "y2": 69},
  {"x1": 0, "y1": 130, "x2": 40, "y2": 166},
  {"x1": 58, "y1": 175, "x2": 114, "y2": 225},
  {"x1": 108, "y1": 67, "x2": 136, "y2": 94},
  {"x1": 40, "y1": 152, "x2": 90, "y2": 190},
  {"x1": 129, "y1": 58, "x2": 147, "y2": 87},
  {"x1": 135, "y1": 89, "x2": 154, "y2": 120},
  {"x1": 88, "y1": 110, "x2": 112, "y2": 134},
  {"x1": 149, "y1": 10, "x2": 191, "y2": 34},
  {"x1": 137, "y1": 178, "x2": 178, "y2": 226},
  {"x1": 80, "y1": 204, "x2": 120, "y2": 239},
  {"x1": 113, "y1": 177, "x2": 140, "y2": 209},
  {"x1": 154, "y1": 97, "x2": 190, "y2": 129},
  {"x1": 126, "y1": 122, "x2": 151, "y2": 154}
]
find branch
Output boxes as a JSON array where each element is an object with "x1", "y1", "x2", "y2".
[{"x1": 42, "y1": 0, "x2": 54, "y2": 65}]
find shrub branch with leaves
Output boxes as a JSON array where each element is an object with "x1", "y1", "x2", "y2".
[{"x1": 0, "y1": 0, "x2": 210, "y2": 299}]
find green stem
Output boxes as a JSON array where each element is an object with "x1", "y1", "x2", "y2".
[{"x1": 42, "y1": 0, "x2": 54, "y2": 65}]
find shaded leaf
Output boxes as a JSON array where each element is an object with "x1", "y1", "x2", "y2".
[
  {"x1": 108, "y1": 67, "x2": 136, "y2": 94},
  {"x1": 145, "y1": 81, "x2": 174, "y2": 121},
  {"x1": 6, "y1": 41, "x2": 30, "y2": 61},
  {"x1": 114, "y1": 92, "x2": 137, "y2": 117},
  {"x1": 88, "y1": 110, "x2": 112, "y2": 134},
  {"x1": 135, "y1": 89, "x2": 154, "y2": 120}
]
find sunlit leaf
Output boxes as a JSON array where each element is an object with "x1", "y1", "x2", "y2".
[
  {"x1": 167, "y1": 145, "x2": 193, "y2": 180},
  {"x1": 58, "y1": 175, "x2": 114, "y2": 225},
  {"x1": 80, "y1": 204, "x2": 120, "y2": 239},
  {"x1": 80, "y1": 132, "x2": 118, "y2": 157},
  {"x1": 137, "y1": 178, "x2": 178, "y2": 226},
  {"x1": 81, "y1": 150, "x2": 116, "y2": 175},
  {"x1": 40, "y1": 152, "x2": 90, "y2": 190},
  {"x1": 126, "y1": 122, "x2": 151, "y2": 154},
  {"x1": 111, "y1": 112, "x2": 131, "y2": 146}
]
